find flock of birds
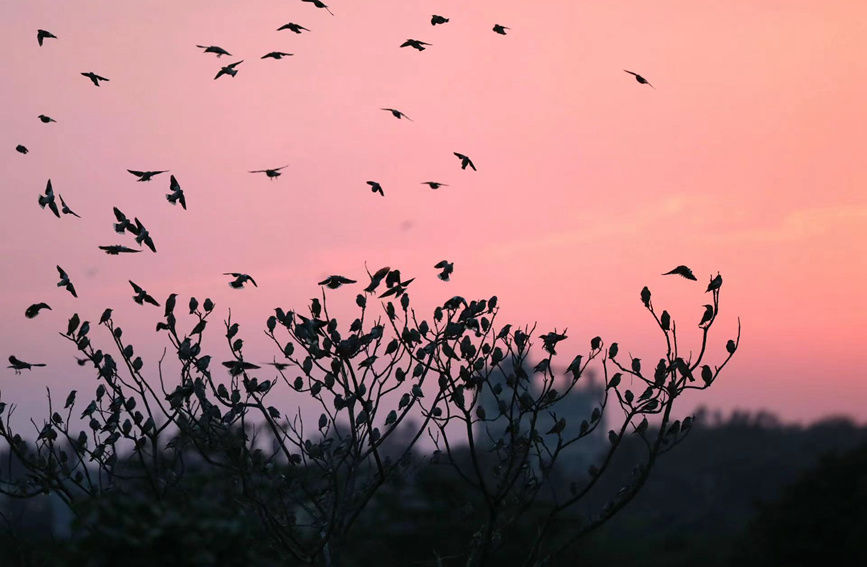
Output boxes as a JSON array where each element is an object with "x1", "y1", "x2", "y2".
[{"x1": 10, "y1": 6, "x2": 658, "y2": 374}]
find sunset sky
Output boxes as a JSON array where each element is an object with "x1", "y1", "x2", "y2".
[{"x1": 2, "y1": 1, "x2": 866, "y2": 424}]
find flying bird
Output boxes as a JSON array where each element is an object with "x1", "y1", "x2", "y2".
[
  {"x1": 37, "y1": 29, "x2": 57, "y2": 46},
  {"x1": 363, "y1": 265, "x2": 391, "y2": 293},
  {"x1": 98, "y1": 244, "x2": 141, "y2": 255},
  {"x1": 38, "y1": 179, "x2": 60, "y2": 218},
  {"x1": 37, "y1": 114, "x2": 56, "y2": 123},
  {"x1": 431, "y1": 15, "x2": 449, "y2": 26},
  {"x1": 493, "y1": 25, "x2": 509, "y2": 35},
  {"x1": 624, "y1": 70, "x2": 654, "y2": 88},
  {"x1": 262, "y1": 51, "x2": 294, "y2": 60},
  {"x1": 318, "y1": 275, "x2": 356, "y2": 289},
  {"x1": 421, "y1": 181, "x2": 448, "y2": 190},
  {"x1": 196, "y1": 44, "x2": 231, "y2": 57},
  {"x1": 366, "y1": 181, "x2": 384, "y2": 196},
  {"x1": 264, "y1": 358, "x2": 290, "y2": 371},
  {"x1": 662, "y1": 265, "x2": 697, "y2": 281},
  {"x1": 127, "y1": 169, "x2": 167, "y2": 182},
  {"x1": 16, "y1": 144, "x2": 28, "y2": 155},
  {"x1": 59, "y1": 195, "x2": 81, "y2": 218},
  {"x1": 401, "y1": 39, "x2": 431, "y2": 51},
  {"x1": 706, "y1": 273, "x2": 723, "y2": 293},
  {"x1": 698, "y1": 304, "x2": 714, "y2": 327},
  {"x1": 250, "y1": 165, "x2": 287, "y2": 179},
  {"x1": 113, "y1": 206, "x2": 135, "y2": 234},
  {"x1": 129, "y1": 281, "x2": 160, "y2": 306},
  {"x1": 215, "y1": 60, "x2": 243, "y2": 80},
  {"x1": 8, "y1": 356, "x2": 46, "y2": 374},
  {"x1": 278, "y1": 22, "x2": 310, "y2": 34},
  {"x1": 222, "y1": 360, "x2": 261, "y2": 376},
  {"x1": 81, "y1": 72, "x2": 109, "y2": 86},
  {"x1": 434, "y1": 260, "x2": 454, "y2": 281},
  {"x1": 25, "y1": 303, "x2": 51, "y2": 319},
  {"x1": 453, "y1": 152, "x2": 476, "y2": 171},
  {"x1": 56, "y1": 266, "x2": 77, "y2": 298},
  {"x1": 381, "y1": 108, "x2": 412, "y2": 121},
  {"x1": 224, "y1": 273, "x2": 257, "y2": 288},
  {"x1": 166, "y1": 175, "x2": 186, "y2": 209},
  {"x1": 301, "y1": 0, "x2": 334, "y2": 15},
  {"x1": 379, "y1": 276, "x2": 415, "y2": 299},
  {"x1": 132, "y1": 217, "x2": 156, "y2": 252}
]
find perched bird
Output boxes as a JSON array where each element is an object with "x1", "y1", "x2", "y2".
[
  {"x1": 401, "y1": 39, "x2": 431, "y2": 51},
  {"x1": 278, "y1": 22, "x2": 310, "y2": 34},
  {"x1": 261, "y1": 51, "x2": 293, "y2": 60},
  {"x1": 367, "y1": 181, "x2": 384, "y2": 196},
  {"x1": 434, "y1": 260, "x2": 454, "y2": 281},
  {"x1": 38, "y1": 179, "x2": 60, "y2": 218},
  {"x1": 81, "y1": 72, "x2": 109, "y2": 86},
  {"x1": 8, "y1": 355, "x2": 46, "y2": 374},
  {"x1": 37, "y1": 29, "x2": 57, "y2": 46},
  {"x1": 16, "y1": 144, "x2": 28, "y2": 155},
  {"x1": 37, "y1": 114, "x2": 56, "y2": 123},
  {"x1": 166, "y1": 175, "x2": 186, "y2": 209},
  {"x1": 301, "y1": 0, "x2": 334, "y2": 15},
  {"x1": 698, "y1": 304, "x2": 714, "y2": 327},
  {"x1": 431, "y1": 15, "x2": 449, "y2": 26},
  {"x1": 453, "y1": 152, "x2": 476, "y2": 171},
  {"x1": 546, "y1": 417, "x2": 566, "y2": 435},
  {"x1": 492, "y1": 24, "x2": 509, "y2": 35},
  {"x1": 129, "y1": 281, "x2": 160, "y2": 306},
  {"x1": 127, "y1": 169, "x2": 167, "y2": 182},
  {"x1": 381, "y1": 107, "x2": 412, "y2": 121},
  {"x1": 421, "y1": 181, "x2": 448, "y2": 190},
  {"x1": 113, "y1": 206, "x2": 135, "y2": 234},
  {"x1": 250, "y1": 165, "x2": 287, "y2": 179},
  {"x1": 25, "y1": 303, "x2": 51, "y2": 319},
  {"x1": 706, "y1": 273, "x2": 723, "y2": 293},
  {"x1": 196, "y1": 44, "x2": 231, "y2": 57},
  {"x1": 224, "y1": 273, "x2": 257, "y2": 288},
  {"x1": 318, "y1": 275, "x2": 356, "y2": 289},
  {"x1": 214, "y1": 60, "x2": 243, "y2": 80},
  {"x1": 133, "y1": 217, "x2": 156, "y2": 252},
  {"x1": 662, "y1": 265, "x2": 697, "y2": 281},
  {"x1": 56, "y1": 265, "x2": 77, "y2": 298},
  {"x1": 98, "y1": 244, "x2": 141, "y2": 255},
  {"x1": 59, "y1": 195, "x2": 81, "y2": 218},
  {"x1": 624, "y1": 70, "x2": 654, "y2": 88}
]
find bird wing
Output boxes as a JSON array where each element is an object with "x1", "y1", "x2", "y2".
[
  {"x1": 129, "y1": 280, "x2": 143, "y2": 293},
  {"x1": 247, "y1": 276, "x2": 258, "y2": 287},
  {"x1": 48, "y1": 200, "x2": 60, "y2": 218},
  {"x1": 169, "y1": 175, "x2": 180, "y2": 191},
  {"x1": 113, "y1": 207, "x2": 127, "y2": 222},
  {"x1": 57, "y1": 265, "x2": 67, "y2": 278}
]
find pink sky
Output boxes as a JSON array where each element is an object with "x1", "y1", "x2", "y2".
[{"x1": 2, "y1": 1, "x2": 866, "y2": 424}]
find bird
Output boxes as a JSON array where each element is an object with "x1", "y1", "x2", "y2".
[
  {"x1": 132, "y1": 217, "x2": 156, "y2": 252},
  {"x1": 379, "y1": 276, "x2": 415, "y2": 299},
  {"x1": 166, "y1": 175, "x2": 186, "y2": 209},
  {"x1": 493, "y1": 25, "x2": 509, "y2": 35},
  {"x1": 36, "y1": 29, "x2": 57, "y2": 46},
  {"x1": 698, "y1": 304, "x2": 714, "y2": 327},
  {"x1": 196, "y1": 44, "x2": 231, "y2": 57},
  {"x1": 113, "y1": 206, "x2": 136, "y2": 234},
  {"x1": 16, "y1": 145, "x2": 28, "y2": 155},
  {"x1": 38, "y1": 179, "x2": 60, "y2": 218},
  {"x1": 56, "y1": 266, "x2": 77, "y2": 298},
  {"x1": 422, "y1": 181, "x2": 448, "y2": 190},
  {"x1": 401, "y1": 39, "x2": 431, "y2": 51},
  {"x1": 129, "y1": 281, "x2": 160, "y2": 306},
  {"x1": 318, "y1": 275, "x2": 356, "y2": 289},
  {"x1": 453, "y1": 152, "x2": 476, "y2": 171},
  {"x1": 363, "y1": 265, "x2": 391, "y2": 293},
  {"x1": 662, "y1": 265, "x2": 697, "y2": 281},
  {"x1": 301, "y1": 0, "x2": 334, "y2": 15},
  {"x1": 278, "y1": 22, "x2": 310, "y2": 34},
  {"x1": 215, "y1": 60, "x2": 243, "y2": 80},
  {"x1": 81, "y1": 72, "x2": 109, "y2": 86},
  {"x1": 37, "y1": 114, "x2": 56, "y2": 123},
  {"x1": 224, "y1": 273, "x2": 257, "y2": 288},
  {"x1": 264, "y1": 358, "x2": 290, "y2": 371},
  {"x1": 706, "y1": 273, "x2": 723, "y2": 293},
  {"x1": 98, "y1": 244, "x2": 141, "y2": 255},
  {"x1": 59, "y1": 195, "x2": 81, "y2": 218},
  {"x1": 366, "y1": 181, "x2": 384, "y2": 196},
  {"x1": 25, "y1": 303, "x2": 51, "y2": 319},
  {"x1": 127, "y1": 169, "x2": 167, "y2": 182},
  {"x1": 431, "y1": 15, "x2": 449, "y2": 26},
  {"x1": 8, "y1": 355, "x2": 46, "y2": 374},
  {"x1": 381, "y1": 108, "x2": 412, "y2": 121},
  {"x1": 222, "y1": 360, "x2": 261, "y2": 376},
  {"x1": 250, "y1": 165, "x2": 287, "y2": 179},
  {"x1": 434, "y1": 260, "x2": 454, "y2": 281},
  {"x1": 624, "y1": 70, "x2": 654, "y2": 88},
  {"x1": 546, "y1": 417, "x2": 566, "y2": 435},
  {"x1": 261, "y1": 51, "x2": 294, "y2": 60}
]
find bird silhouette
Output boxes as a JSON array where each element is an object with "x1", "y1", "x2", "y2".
[
  {"x1": 662, "y1": 265, "x2": 697, "y2": 280},
  {"x1": 401, "y1": 39, "x2": 431, "y2": 51},
  {"x1": 493, "y1": 25, "x2": 509, "y2": 35},
  {"x1": 278, "y1": 22, "x2": 310, "y2": 34},
  {"x1": 196, "y1": 44, "x2": 231, "y2": 57},
  {"x1": 698, "y1": 304, "x2": 714, "y2": 327},
  {"x1": 37, "y1": 29, "x2": 57, "y2": 46},
  {"x1": 264, "y1": 358, "x2": 290, "y2": 371},
  {"x1": 624, "y1": 70, "x2": 654, "y2": 88},
  {"x1": 127, "y1": 169, "x2": 167, "y2": 182},
  {"x1": 214, "y1": 60, "x2": 243, "y2": 80},
  {"x1": 422, "y1": 181, "x2": 448, "y2": 190},
  {"x1": 16, "y1": 145, "x2": 28, "y2": 155},
  {"x1": 222, "y1": 360, "x2": 261, "y2": 376},
  {"x1": 25, "y1": 303, "x2": 51, "y2": 319},
  {"x1": 56, "y1": 266, "x2": 77, "y2": 298},
  {"x1": 379, "y1": 276, "x2": 415, "y2": 298},
  {"x1": 224, "y1": 273, "x2": 257, "y2": 288},
  {"x1": 706, "y1": 273, "x2": 723, "y2": 293},
  {"x1": 59, "y1": 195, "x2": 81, "y2": 218},
  {"x1": 381, "y1": 108, "x2": 412, "y2": 121},
  {"x1": 37, "y1": 114, "x2": 56, "y2": 123},
  {"x1": 81, "y1": 72, "x2": 109, "y2": 86},
  {"x1": 129, "y1": 281, "x2": 160, "y2": 306},
  {"x1": 434, "y1": 260, "x2": 454, "y2": 281},
  {"x1": 261, "y1": 51, "x2": 294, "y2": 60},
  {"x1": 38, "y1": 179, "x2": 60, "y2": 218},
  {"x1": 99, "y1": 244, "x2": 140, "y2": 255},
  {"x1": 250, "y1": 165, "x2": 287, "y2": 179},
  {"x1": 546, "y1": 417, "x2": 566, "y2": 435},
  {"x1": 132, "y1": 218, "x2": 156, "y2": 253},
  {"x1": 8, "y1": 355, "x2": 46, "y2": 374},
  {"x1": 453, "y1": 152, "x2": 476, "y2": 171},
  {"x1": 301, "y1": 0, "x2": 333, "y2": 15},
  {"x1": 431, "y1": 15, "x2": 449, "y2": 26},
  {"x1": 318, "y1": 275, "x2": 356, "y2": 289},
  {"x1": 112, "y1": 207, "x2": 136, "y2": 234},
  {"x1": 166, "y1": 175, "x2": 186, "y2": 209},
  {"x1": 363, "y1": 265, "x2": 391, "y2": 293},
  {"x1": 367, "y1": 181, "x2": 384, "y2": 196}
]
